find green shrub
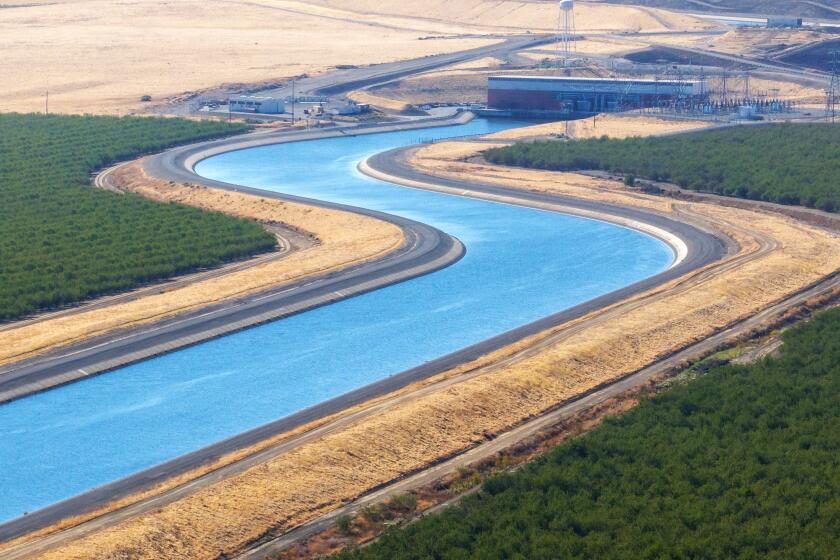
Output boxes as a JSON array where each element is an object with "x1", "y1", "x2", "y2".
[
  {"x1": 387, "y1": 493, "x2": 418, "y2": 514},
  {"x1": 336, "y1": 514, "x2": 353, "y2": 535}
]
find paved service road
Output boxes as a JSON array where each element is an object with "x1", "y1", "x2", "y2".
[{"x1": 254, "y1": 35, "x2": 554, "y2": 99}]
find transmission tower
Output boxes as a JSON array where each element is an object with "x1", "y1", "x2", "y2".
[{"x1": 826, "y1": 50, "x2": 840, "y2": 123}]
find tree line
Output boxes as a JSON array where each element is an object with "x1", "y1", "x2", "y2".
[
  {"x1": 339, "y1": 307, "x2": 840, "y2": 559},
  {"x1": 0, "y1": 113, "x2": 275, "y2": 321},
  {"x1": 484, "y1": 123, "x2": 840, "y2": 212}
]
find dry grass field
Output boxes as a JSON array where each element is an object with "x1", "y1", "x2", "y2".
[
  {"x1": 306, "y1": 0, "x2": 712, "y2": 33},
  {"x1": 484, "y1": 113, "x2": 714, "y2": 140},
  {"x1": 0, "y1": 0, "x2": 493, "y2": 115},
  {"x1": 0, "y1": 1, "x2": 710, "y2": 115},
  {"x1": 17, "y1": 118, "x2": 840, "y2": 560}
]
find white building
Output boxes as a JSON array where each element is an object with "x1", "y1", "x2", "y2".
[{"x1": 229, "y1": 96, "x2": 285, "y2": 114}]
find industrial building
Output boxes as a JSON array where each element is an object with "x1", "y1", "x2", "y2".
[
  {"x1": 229, "y1": 95, "x2": 284, "y2": 114},
  {"x1": 766, "y1": 16, "x2": 803, "y2": 28},
  {"x1": 487, "y1": 75, "x2": 705, "y2": 117}
]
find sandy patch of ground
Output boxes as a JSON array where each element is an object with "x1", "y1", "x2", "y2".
[
  {"x1": 0, "y1": 0, "x2": 494, "y2": 115},
  {"x1": 484, "y1": 114, "x2": 714, "y2": 141},
  {"x1": 24, "y1": 121, "x2": 840, "y2": 560},
  {"x1": 571, "y1": 37, "x2": 644, "y2": 56},
  {"x1": 438, "y1": 56, "x2": 506, "y2": 72},
  {"x1": 518, "y1": 37, "x2": 641, "y2": 62},
  {"x1": 0, "y1": 164, "x2": 402, "y2": 367},
  {"x1": 346, "y1": 90, "x2": 415, "y2": 113},
  {"x1": 352, "y1": 74, "x2": 490, "y2": 109}
]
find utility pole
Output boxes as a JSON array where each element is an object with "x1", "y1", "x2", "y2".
[
  {"x1": 291, "y1": 79, "x2": 296, "y2": 124},
  {"x1": 45, "y1": 90, "x2": 49, "y2": 115}
]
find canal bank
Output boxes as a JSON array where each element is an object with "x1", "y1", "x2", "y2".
[{"x1": 0, "y1": 116, "x2": 720, "y2": 540}]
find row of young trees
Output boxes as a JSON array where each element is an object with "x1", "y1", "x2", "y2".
[
  {"x1": 340, "y1": 308, "x2": 840, "y2": 559},
  {"x1": 0, "y1": 114, "x2": 275, "y2": 321},
  {"x1": 484, "y1": 123, "x2": 840, "y2": 212}
]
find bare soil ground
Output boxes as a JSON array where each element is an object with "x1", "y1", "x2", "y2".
[
  {"x1": 0, "y1": 0, "x2": 493, "y2": 115},
  {"x1": 16, "y1": 118, "x2": 840, "y2": 560}
]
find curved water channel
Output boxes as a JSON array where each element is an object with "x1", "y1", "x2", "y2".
[{"x1": 0, "y1": 119, "x2": 674, "y2": 522}]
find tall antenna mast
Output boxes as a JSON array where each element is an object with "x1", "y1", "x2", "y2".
[{"x1": 827, "y1": 50, "x2": 840, "y2": 123}]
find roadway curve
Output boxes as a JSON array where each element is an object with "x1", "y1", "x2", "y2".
[
  {"x1": 0, "y1": 116, "x2": 477, "y2": 405},
  {"x1": 250, "y1": 35, "x2": 555, "y2": 100},
  {"x1": 0, "y1": 119, "x2": 727, "y2": 546}
]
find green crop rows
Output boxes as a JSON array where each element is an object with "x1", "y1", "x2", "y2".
[
  {"x1": 0, "y1": 113, "x2": 275, "y2": 321},
  {"x1": 342, "y1": 308, "x2": 840, "y2": 559},
  {"x1": 485, "y1": 123, "x2": 840, "y2": 212}
]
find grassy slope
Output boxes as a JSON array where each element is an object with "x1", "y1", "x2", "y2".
[
  {"x1": 340, "y1": 307, "x2": 840, "y2": 559},
  {"x1": 485, "y1": 123, "x2": 840, "y2": 212},
  {"x1": 0, "y1": 114, "x2": 275, "y2": 321}
]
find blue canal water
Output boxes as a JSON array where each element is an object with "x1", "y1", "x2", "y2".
[{"x1": 0, "y1": 119, "x2": 673, "y2": 522}]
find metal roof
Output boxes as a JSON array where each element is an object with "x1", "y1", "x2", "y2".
[{"x1": 489, "y1": 75, "x2": 700, "y2": 85}]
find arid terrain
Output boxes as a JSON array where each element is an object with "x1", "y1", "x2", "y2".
[
  {"x1": 0, "y1": 0, "x2": 493, "y2": 114},
  {"x1": 0, "y1": 0, "x2": 712, "y2": 115}
]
